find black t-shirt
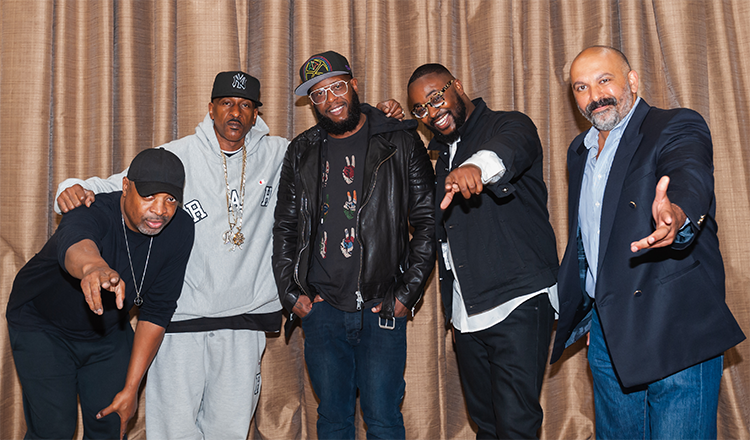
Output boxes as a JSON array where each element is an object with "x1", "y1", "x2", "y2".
[
  {"x1": 308, "y1": 126, "x2": 369, "y2": 312},
  {"x1": 6, "y1": 191, "x2": 194, "y2": 340}
]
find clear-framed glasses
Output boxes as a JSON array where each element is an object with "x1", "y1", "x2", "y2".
[
  {"x1": 411, "y1": 79, "x2": 454, "y2": 119},
  {"x1": 309, "y1": 80, "x2": 350, "y2": 105}
]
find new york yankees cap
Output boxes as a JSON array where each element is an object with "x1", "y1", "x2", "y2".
[{"x1": 211, "y1": 71, "x2": 263, "y2": 107}]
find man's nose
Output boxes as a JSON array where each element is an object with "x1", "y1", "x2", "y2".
[{"x1": 151, "y1": 199, "x2": 167, "y2": 216}]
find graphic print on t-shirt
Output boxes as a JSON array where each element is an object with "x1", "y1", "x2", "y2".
[
  {"x1": 321, "y1": 194, "x2": 329, "y2": 225},
  {"x1": 319, "y1": 231, "x2": 327, "y2": 258},
  {"x1": 342, "y1": 155, "x2": 355, "y2": 184},
  {"x1": 343, "y1": 190, "x2": 357, "y2": 220},
  {"x1": 340, "y1": 227, "x2": 355, "y2": 258}
]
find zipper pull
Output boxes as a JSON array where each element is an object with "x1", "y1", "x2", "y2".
[{"x1": 355, "y1": 291, "x2": 363, "y2": 310}]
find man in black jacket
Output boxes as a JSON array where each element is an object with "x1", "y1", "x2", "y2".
[
  {"x1": 408, "y1": 63, "x2": 559, "y2": 439},
  {"x1": 272, "y1": 51, "x2": 435, "y2": 439}
]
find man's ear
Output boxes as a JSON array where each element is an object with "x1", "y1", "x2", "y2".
[
  {"x1": 627, "y1": 70, "x2": 639, "y2": 94},
  {"x1": 208, "y1": 101, "x2": 215, "y2": 120},
  {"x1": 122, "y1": 177, "x2": 131, "y2": 196},
  {"x1": 454, "y1": 78, "x2": 464, "y2": 95},
  {"x1": 350, "y1": 77, "x2": 359, "y2": 94}
]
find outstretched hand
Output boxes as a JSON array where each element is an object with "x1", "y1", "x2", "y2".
[
  {"x1": 440, "y1": 164, "x2": 483, "y2": 210},
  {"x1": 80, "y1": 266, "x2": 125, "y2": 315},
  {"x1": 630, "y1": 176, "x2": 687, "y2": 252}
]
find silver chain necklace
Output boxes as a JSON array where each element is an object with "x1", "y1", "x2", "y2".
[
  {"x1": 122, "y1": 216, "x2": 153, "y2": 306},
  {"x1": 221, "y1": 144, "x2": 247, "y2": 251}
]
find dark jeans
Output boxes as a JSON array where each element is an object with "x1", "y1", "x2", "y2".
[
  {"x1": 454, "y1": 294, "x2": 554, "y2": 439},
  {"x1": 301, "y1": 300, "x2": 407, "y2": 440},
  {"x1": 588, "y1": 307, "x2": 723, "y2": 439},
  {"x1": 8, "y1": 324, "x2": 134, "y2": 440}
]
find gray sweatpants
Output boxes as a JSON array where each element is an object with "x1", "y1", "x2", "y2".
[{"x1": 145, "y1": 329, "x2": 265, "y2": 440}]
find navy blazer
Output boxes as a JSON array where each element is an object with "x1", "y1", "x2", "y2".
[{"x1": 550, "y1": 100, "x2": 745, "y2": 388}]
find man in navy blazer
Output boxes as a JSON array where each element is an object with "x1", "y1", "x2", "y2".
[{"x1": 550, "y1": 46, "x2": 745, "y2": 439}]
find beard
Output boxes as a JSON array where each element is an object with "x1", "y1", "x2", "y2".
[
  {"x1": 427, "y1": 91, "x2": 467, "y2": 145},
  {"x1": 314, "y1": 92, "x2": 362, "y2": 136},
  {"x1": 136, "y1": 214, "x2": 170, "y2": 236},
  {"x1": 580, "y1": 91, "x2": 634, "y2": 132}
]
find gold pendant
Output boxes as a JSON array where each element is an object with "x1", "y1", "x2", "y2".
[
  {"x1": 232, "y1": 231, "x2": 245, "y2": 248},
  {"x1": 222, "y1": 230, "x2": 232, "y2": 244}
]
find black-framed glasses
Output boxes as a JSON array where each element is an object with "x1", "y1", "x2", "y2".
[
  {"x1": 411, "y1": 79, "x2": 454, "y2": 119},
  {"x1": 309, "y1": 80, "x2": 350, "y2": 105}
]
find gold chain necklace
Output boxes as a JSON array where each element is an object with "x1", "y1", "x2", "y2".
[{"x1": 221, "y1": 144, "x2": 247, "y2": 250}]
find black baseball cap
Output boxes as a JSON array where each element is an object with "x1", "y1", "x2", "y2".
[
  {"x1": 127, "y1": 148, "x2": 185, "y2": 203},
  {"x1": 294, "y1": 51, "x2": 353, "y2": 96},
  {"x1": 211, "y1": 71, "x2": 263, "y2": 107}
]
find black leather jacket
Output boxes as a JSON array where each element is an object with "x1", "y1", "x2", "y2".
[{"x1": 273, "y1": 104, "x2": 435, "y2": 326}]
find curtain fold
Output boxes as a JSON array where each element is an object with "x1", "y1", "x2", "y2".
[{"x1": 1, "y1": 1, "x2": 748, "y2": 439}]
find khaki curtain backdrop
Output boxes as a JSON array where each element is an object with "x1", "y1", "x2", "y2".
[{"x1": 1, "y1": 1, "x2": 749, "y2": 439}]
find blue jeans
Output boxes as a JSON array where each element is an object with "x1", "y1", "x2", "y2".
[
  {"x1": 588, "y1": 307, "x2": 723, "y2": 439},
  {"x1": 301, "y1": 300, "x2": 407, "y2": 440}
]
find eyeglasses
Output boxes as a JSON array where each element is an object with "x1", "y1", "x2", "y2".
[
  {"x1": 411, "y1": 79, "x2": 454, "y2": 119},
  {"x1": 309, "y1": 80, "x2": 350, "y2": 105}
]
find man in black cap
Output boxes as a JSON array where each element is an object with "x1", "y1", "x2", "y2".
[
  {"x1": 8, "y1": 148, "x2": 194, "y2": 439},
  {"x1": 55, "y1": 70, "x2": 405, "y2": 438},
  {"x1": 273, "y1": 51, "x2": 435, "y2": 439}
]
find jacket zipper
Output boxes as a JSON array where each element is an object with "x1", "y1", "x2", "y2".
[{"x1": 355, "y1": 140, "x2": 396, "y2": 309}]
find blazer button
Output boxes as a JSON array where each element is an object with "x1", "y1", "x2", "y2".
[
  {"x1": 629, "y1": 201, "x2": 636, "y2": 209},
  {"x1": 633, "y1": 290, "x2": 642, "y2": 297},
  {"x1": 698, "y1": 215, "x2": 706, "y2": 227},
  {"x1": 502, "y1": 187, "x2": 508, "y2": 193}
]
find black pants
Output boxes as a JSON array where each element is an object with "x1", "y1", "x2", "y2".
[
  {"x1": 454, "y1": 294, "x2": 554, "y2": 440},
  {"x1": 8, "y1": 324, "x2": 134, "y2": 439}
]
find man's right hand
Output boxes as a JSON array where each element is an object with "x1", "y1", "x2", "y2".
[
  {"x1": 80, "y1": 266, "x2": 125, "y2": 315},
  {"x1": 440, "y1": 164, "x2": 484, "y2": 210},
  {"x1": 292, "y1": 294, "x2": 323, "y2": 318},
  {"x1": 57, "y1": 184, "x2": 95, "y2": 213}
]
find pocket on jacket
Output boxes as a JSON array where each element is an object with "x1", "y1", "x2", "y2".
[{"x1": 657, "y1": 259, "x2": 700, "y2": 285}]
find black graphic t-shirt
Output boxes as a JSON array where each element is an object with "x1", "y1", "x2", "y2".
[{"x1": 308, "y1": 125, "x2": 369, "y2": 312}]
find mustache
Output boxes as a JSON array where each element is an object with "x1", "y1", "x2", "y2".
[
  {"x1": 229, "y1": 118, "x2": 242, "y2": 124},
  {"x1": 143, "y1": 214, "x2": 170, "y2": 224},
  {"x1": 585, "y1": 97, "x2": 617, "y2": 117}
]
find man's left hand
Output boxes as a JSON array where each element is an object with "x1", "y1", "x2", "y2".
[
  {"x1": 96, "y1": 388, "x2": 138, "y2": 440},
  {"x1": 371, "y1": 299, "x2": 409, "y2": 317},
  {"x1": 630, "y1": 175, "x2": 687, "y2": 252},
  {"x1": 376, "y1": 99, "x2": 405, "y2": 120}
]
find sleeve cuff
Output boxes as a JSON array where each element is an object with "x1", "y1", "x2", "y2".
[{"x1": 460, "y1": 150, "x2": 506, "y2": 184}]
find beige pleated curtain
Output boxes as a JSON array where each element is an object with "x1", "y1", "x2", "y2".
[{"x1": 1, "y1": 1, "x2": 749, "y2": 439}]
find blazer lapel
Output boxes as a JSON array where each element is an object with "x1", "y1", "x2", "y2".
[{"x1": 597, "y1": 100, "x2": 650, "y2": 271}]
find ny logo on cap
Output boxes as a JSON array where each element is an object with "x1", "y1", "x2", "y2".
[
  {"x1": 232, "y1": 73, "x2": 247, "y2": 90},
  {"x1": 304, "y1": 57, "x2": 332, "y2": 80}
]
